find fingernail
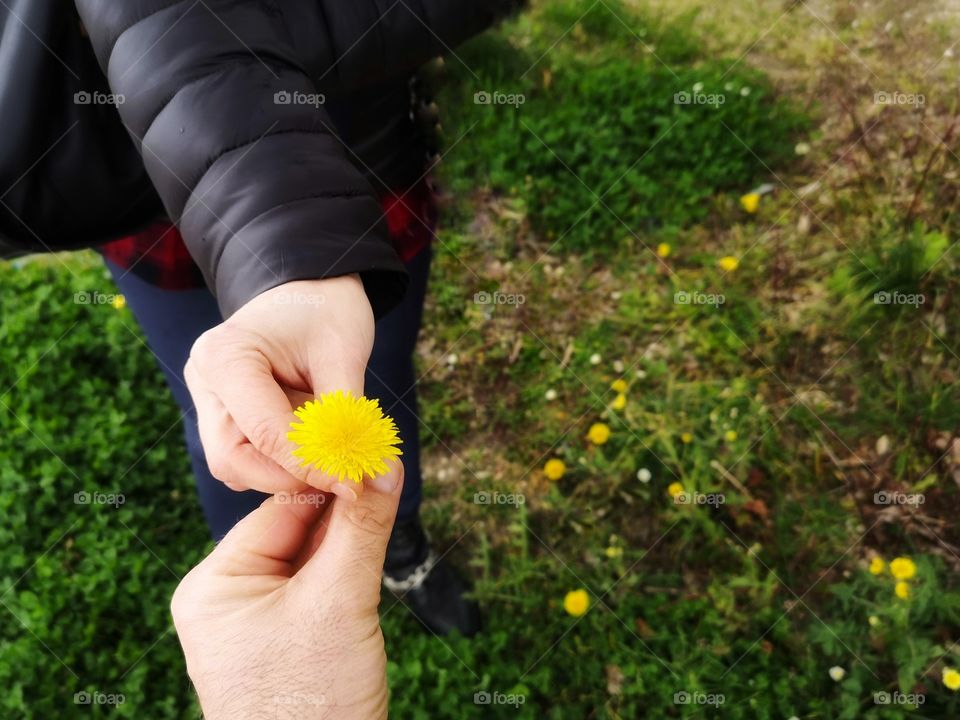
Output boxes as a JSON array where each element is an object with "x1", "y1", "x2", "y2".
[
  {"x1": 330, "y1": 482, "x2": 359, "y2": 501},
  {"x1": 367, "y1": 469, "x2": 399, "y2": 494}
]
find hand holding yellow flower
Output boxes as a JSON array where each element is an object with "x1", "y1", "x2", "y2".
[{"x1": 287, "y1": 391, "x2": 402, "y2": 484}]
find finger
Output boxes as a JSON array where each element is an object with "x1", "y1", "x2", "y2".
[
  {"x1": 188, "y1": 371, "x2": 310, "y2": 495},
  {"x1": 306, "y1": 349, "x2": 368, "y2": 398},
  {"x1": 205, "y1": 490, "x2": 332, "y2": 578},
  {"x1": 297, "y1": 461, "x2": 404, "y2": 591},
  {"x1": 282, "y1": 385, "x2": 313, "y2": 409},
  {"x1": 297, "y1": 274, "x2": 374, "y2": 397},
  {"x1": 190, "y1": 333, "x2": 311, "y2": 472},
  {"x1": 193, "y1": 351, "x2": 367, "y2": 499}
]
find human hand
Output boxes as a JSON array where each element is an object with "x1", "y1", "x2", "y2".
[
  {"x1": 171, "y1": 462, "x2": 403, "y2": 720},
  {"x1": 184, "y1": 275, "x2": 375, "y2": 500}
]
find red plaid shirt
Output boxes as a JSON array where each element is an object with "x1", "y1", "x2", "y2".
[{"x1": 101, "y1": 179, "x2": 436, "y2": 290}]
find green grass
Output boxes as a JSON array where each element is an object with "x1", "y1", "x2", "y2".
[
  {"x1": 439, "y1": 3, "x2": 808, "y2": 254},
  {"x1": 0, "y1": 256, "x2": 207, "y2": 718},
  {"x1": 2, "y1": 0, "x2": 960, "y2": 717}
]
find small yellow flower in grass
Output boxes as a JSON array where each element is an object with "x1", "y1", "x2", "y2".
[
  {"x1": 287, "y1": 391, "x2": 402, "y2": 484},
  {"x1": 894, "y1": 581, "x2": 910, "y2": 600},
  {"x1": 544, "y1": 458, "x2": 566, "y2": 481},
  {"x1": 587, "y1": 423, "x2": 611, "y2": 445},
  {"x1": 563, "y1": 589, "x2": 590, "y2": 617},
  {"x1": 943, "y1": 667, "x2": 960, "y2": 691},
  {"x1": 111, "y1": 294, "x2": 126, "y2": 310},
  {"x1": 656, "y1": 242, "x2": 671, "y2": 258},
  {"x1": 740, "y1": 192, "x2": 760, "y2": 213},
  {"x1": 718, "y1": 255, "x2": 740, "y2": 272},
  {"x1": 611, "y1": 393, "x2": 627, "y2": 411},
  {"x1": 724, "y1": 430, "x2": 738, "y2": 442},
  {"x1": 889, "y1": 557, "x2": 916, "y2": 580},
  {"x1": 680, "y1": 432, "x2": 693, "y2": 444},
  {"x1": 604, "y1": 546, "x2": 623, "y2": 559},
  {"x1": 610, "y1": 379, "x2": 628, "y2": 394},
  {"x1": 867, "y1": 615, "x2": 880, "y2": 628},
  {"x1": 667, "y1": 482, "x2": 684, "y2": 498},
  {"x1": 868, "y1": 557, "x2": 886, "y2": 575},
  {"x1": 828, "y1": 666, "x2": 846, "y2": 682}
]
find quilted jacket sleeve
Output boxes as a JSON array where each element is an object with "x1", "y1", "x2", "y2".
[{"x1": 73, "y1": 0, "x2": 524, "y2": 318}]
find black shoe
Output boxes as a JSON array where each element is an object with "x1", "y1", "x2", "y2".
[{"x1": 383, "y1": 517, "x2": 481, "y2": 637}]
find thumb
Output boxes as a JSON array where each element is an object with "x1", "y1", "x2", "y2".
[
  {"x1": 299, "y1": 462, "x2": 404, "y2": 587},
  {"x1": 307, "y1": 352, "x2": 367, "y2": 399},
  {"x1": 203, "y1": 491, "x2": 330, "y2": 578}
]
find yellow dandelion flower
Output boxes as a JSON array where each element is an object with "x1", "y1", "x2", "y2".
[
  {"x1": 724, "y1": 430, "x2": 738, "y2": 442},
  {"x1": 544, "y1": 458, "x2": 566, "y2": 481},
  {"x1": 656, "y1": 243, "x2": 671, "y2": 258},
  {"x1": 894, "y1": 581, "x2": 910, "y2": 600},
  {"x1": 587, "y1": 423, "x2": 611, "y2": 445},
  {"x1": 718, "y1": 255, "x2": 740, "y2": 272},
  {"x1": 111, "y1": 294, "x2": 126, "y2": 310},
  {"x1": 604, "y1": 546, "x2": 623, "y2": 559},
  {"x1": 667, "y1": 482, "x2": 685, "y2": 498},
  {"x1": 943, "y1": 667, "x2": 960, "y2": 691},
  {"x1": 610, "y1": 379, "x2": 628, "y2": 394},
  {"x1": 611, "y1": 393, "x2": 627, "y2": 411},
  {"x1": 868, "y1": 557, "x2": 886, "y2": 575},
  {"x1": 287, "y1": 391, "x2": 402, "y2": 484},
  {"x1": 563, "y1": 589, "x2": 590, "y2": 617},
  {"x1": 889, "y1": 557, "x2": 916, "y2": 581},
  {"x1": 740, "y1": 192, "x2": 760, "y2": 213},
  {"x1": 680, "y1": 432, "x2": 693, "y2": 444}
]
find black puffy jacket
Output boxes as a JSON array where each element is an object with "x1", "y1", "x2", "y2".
[{"x1": 0, "y1": 1, "x2": 523, "y2": 317}]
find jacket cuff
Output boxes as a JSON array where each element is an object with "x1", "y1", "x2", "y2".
[{"x1": 212, "y1": 198, "x2": 408, "y2": 319}]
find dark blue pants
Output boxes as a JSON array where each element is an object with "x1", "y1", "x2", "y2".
[{"x1": 106, "y1": 249, "x2": 430, "y2": 540}]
